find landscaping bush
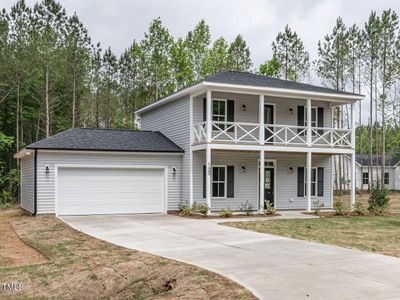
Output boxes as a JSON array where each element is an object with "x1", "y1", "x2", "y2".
[
  {"x1": 179, "y1": 202, "x2": 194, "y2": 216},
  {"x1": 219, "y1": 208, "x2": 233, "y2": 218},
  {"x1": 368, "y1": 182, "x2": 390, "y2": 215},
  {"x1": 353, "y1": 202, "x2": 367, "y2": 216},
  {"x1": 264, "y1": 201, "x2": 276, "y2": 215},
  {"x1": 333, "y1": 201, "x2": 349, "y2": 216},
  {"x1": 312, "y1": 199, "x2": 324, "y2": 215},
  {"x1": 240, "y1": 200, "x2": 254, "y2": 215},
  {"x1": 196, "y1": 204, "x2": 209, "y2": 216}
]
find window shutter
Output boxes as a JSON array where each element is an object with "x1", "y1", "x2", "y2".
[
  {"x1": 227, "y1": 100, "x2": 235, "y2": 132},
  {"x1": 227, "y1": 166, "x2": 234, "y2": 198},
  {"x1": 317, "y1": 167, "x2": 324, "y2": 196},
  {"x1": 203, "y1": 98, "x2": 206, "y2": 121},
  {"x1": 297, "y1": 106, "x2": 304, "y2": 133},
  {"x1": 317, "y1": 107, "x2": 324, "y2": 135},
  {"x1": 203, "y1": 165, "x2": 206, "y2": 198},
  {"x1": 298, "y1": 167, "x2": 304, "y2": 197}
]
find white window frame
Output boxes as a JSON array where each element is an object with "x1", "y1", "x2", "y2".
[
  {"x1": 304, "y1": 107, "x2": 318, "y2": 136},
  {"x1": 212, "y1": 99, "x2": 227, "y2": 132},
  {"x1": 212, "y1": 165, "x2": 227, "y2": 199},
  {"x1": 384, "y1": 172, "x2": 389, "y2": 185},
  {"x1": 362, "y1": 172, "x2": 369, "y2": 185},
  {"x1": 304, "y1": 167, "x2": 317, "y2": 197}
]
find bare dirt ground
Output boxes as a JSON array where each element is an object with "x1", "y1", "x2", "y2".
[{"x1": 0, "y1": 209, "x2": 255, "y2": 299}]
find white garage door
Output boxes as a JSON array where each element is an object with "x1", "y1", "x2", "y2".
[{"x1": 57, "y1": 167, "x2": 165, "y2": 215}]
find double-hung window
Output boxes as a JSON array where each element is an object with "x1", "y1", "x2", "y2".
[
  {"x1": 384, "y1": 172, "x2": 389, "y2": 185},
  {"x1": 362, "y1": 172, "x2": 369, "y2": 185},
  {"x1": 212, "y1": 166, "x2": 226, "y2": 198},
  {"x1": 212, "y1": 99, "x2": 227, "y2": 131},
  {"x1": 304, "y1": 107, "x2": 318, "y2": 136},
  {"x1": 304, "y1": 167, "x2": 317, "y2": 197}
]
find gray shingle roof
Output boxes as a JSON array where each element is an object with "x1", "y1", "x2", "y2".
[
  {"x1": 356, "y1": 154, "x2": 400, "y2": 167},
  {"x1": 26, "y1": 128, "x2": 184, "y2": 153},
  {"x1": 205, "y1": 71, "x2": 363, "y2": 96}
]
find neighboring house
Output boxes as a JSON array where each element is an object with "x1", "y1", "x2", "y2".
[
  {"x1": 15, "y1": 71, "x2": 363, "y2": 216},
  {"x1": 355, "y1": 154, "x2": 400, "y2": 190}
]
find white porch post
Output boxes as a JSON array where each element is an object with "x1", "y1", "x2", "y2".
[
  {"x1": 206, "y1": 144, "x2": 212, "y2": 211},
  {"x1": 350, "y1": 103, "x2": 356, "y2": 208},
  {"x1": 259, "y1": 150, "x2": 265, "y2": 211},
  {"x1": 307, "y1": 98, "x2": 312, "y2": 147},
  {"x1": 189, "y1": 94, "x2": 194, "y2": 207},
  {"x1": 206, "y1": 90, "x2": 212, "y2": 143},
  {"x1": 307, "y1": 151, "x2": 312, "y2": 212},
  {"x1": 259, "y1": 95, "x2": 265, "y2": 145}
]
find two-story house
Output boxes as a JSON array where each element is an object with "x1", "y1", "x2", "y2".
[{"x1": 15, "y1": 71, "x2": 363, "y2": 216}]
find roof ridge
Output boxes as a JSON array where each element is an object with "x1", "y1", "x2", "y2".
[{"x1": 77, "y1": 127, "x2": 156, "y2": 133}]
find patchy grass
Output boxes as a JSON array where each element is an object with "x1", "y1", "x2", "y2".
[
  {"x1": 225, "y1": 216, "x2": 400, "y2": 258},
  {"x1": 0, "y1": 209, "x2": 255, "y2": 299},
  {"x1": 334, "y1": 191, "x2": 400, "y2": 212}
]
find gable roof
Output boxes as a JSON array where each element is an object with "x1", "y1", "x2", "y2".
[
  {"x1": 136, "y1": 71, "x2": 364, "y2": 114},
  {"x1": 25, "y1": 128, "x2": 184, "y2": 153},
  {"x1": 356, "y1": 154, "x2": 400, "y2": 167}
]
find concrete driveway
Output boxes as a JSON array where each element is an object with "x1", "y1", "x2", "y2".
[{"x1": 61, "y1": 214, "x2": 400, "y2": 300}]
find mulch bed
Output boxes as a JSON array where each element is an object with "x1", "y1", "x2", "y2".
[{"x1": 168, "y1": 211, "x2": 280, "y2": 219}]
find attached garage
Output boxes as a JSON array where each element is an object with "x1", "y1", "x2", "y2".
[
  {"x1": 15, "y1": 128, "x2": 183, "y2": 215},
  {"x1": 56, "y1": 166, "x2": 167, "y2": 216}
]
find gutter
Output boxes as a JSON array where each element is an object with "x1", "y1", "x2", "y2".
[{"x1": 33, "y1": 149, "x2": 37, "y2": 216}]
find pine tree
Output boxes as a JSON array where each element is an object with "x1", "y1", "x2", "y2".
[
  {"x1": 272, "y1": 25, "x2": 309, "y2": 82},
  {"x1": 259, "y1": 56, "x2": 280, "y2": 77},
  {"x1": 200, "y1": 37, "x2": 229, "y2": 77},
  {"x1": 227, "y1": 35, "x2": 252, "y2": 72},
  {"x1": 170, "y1": 37, "x2": 194, "y2": 89}
]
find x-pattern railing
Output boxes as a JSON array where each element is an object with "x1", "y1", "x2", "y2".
[{"x1": 192, "y1": 121, "x2": 352, "y2": 148}]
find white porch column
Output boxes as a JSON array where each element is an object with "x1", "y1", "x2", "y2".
[
  {"x1": 189, "y1": 94, "x2": 194, "y2": 206},
  {"x1": 259, "y1": 150, "x2": 265, "y2": 211},
  {"x1": 259, "y1": 95, "x2": 265, "y2": 145},
  {"x1": 307, "y1": 151, "x2": 312, "y2": 212},
  {"x1": 351, "y1": 103, "x2": 356, "y2": 149},
  {"x1": 206, "y1": 144, "x2": 212, "y2": 210},
  {"x1": 351, "y1": 152, "x2": 356, "y2": 208},
  {"x1": 307, "y1": 98, "x2": 312, "y2": 147},
  {"x1": 206, "y1": 90, "x2": 212, "y2": 143}
]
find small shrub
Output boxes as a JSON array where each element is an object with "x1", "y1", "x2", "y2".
[
  {"x1": 368, "y1": 182, "x2": 390, "y2": 215},
  {"x1": 179, "y1": 202, "x2": 194, "y2": 216},
  {"x1": 333, "y1": 201, "x2": 348, "y2": 216},
  {"x1": 264, "y1": 201, "x2": 276, "y2": 215},
  {"x1": 353, "y1": 202, "x2": 367, "y2": 216},
  {"x1": 240, "y1": 200, "x2": 254, "y2": 215},
  {"x1": 219, "y1": 208, "x2": 233, "y2": 218},
  {"x1": 312, "y1": 199, "x2": 325, "y2": 215},
  {"x1": 196, "y1": 204, "x2": 209, "y2": 216}
]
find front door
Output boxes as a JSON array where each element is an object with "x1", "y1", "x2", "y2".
[
  {"x1": 264, "y1": 105, "x2": 274, "y2": 143},
  {"x1": 264, "y1": 167, "x2": 274, "y2": 207}
]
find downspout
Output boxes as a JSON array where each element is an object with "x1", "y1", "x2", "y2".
[{"x1": 33, "y1": 149, "x2": 37, "y2": 216}]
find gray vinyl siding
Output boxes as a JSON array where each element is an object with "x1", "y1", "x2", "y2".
[
  {"x1": 140, "y1": 96, "x2": 190, "y2": 203},
  {"x1": 193, "y1": 92, "x2": 332, "y2": 127},
  {"x1": 193, "y1": 151, "x2": 333, "y2": 211},
  {"x1": 20, "y1": 154, "x2": 35, "y2": 213},
  {"x1": 36, "y1": 151, "x2": 182, "y2": 214},
  {"x1": 356, "y1": 165, "x2": 398, "y2": 190}
]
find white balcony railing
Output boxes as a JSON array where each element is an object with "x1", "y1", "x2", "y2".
[{"x1": 192, "y1": 121, "x2": 352, "y2": 148}]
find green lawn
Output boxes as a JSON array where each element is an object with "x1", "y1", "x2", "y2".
[{"x1": 225, "y1": 216, "x2": 400, "y2": 257}]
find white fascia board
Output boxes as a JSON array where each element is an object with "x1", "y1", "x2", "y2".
[
  {"x1": 135, "y1": 81, "x2": 364, "y2": 115},
  {"x1": 14, "y1": 148, "x2": 35, "y2": 159},
  {"x1": 204, "y1": 82, "x2": 364, "y2": 103},
  {"x1": 36, "y1": 149, "x2": 184, "y2": 156}
]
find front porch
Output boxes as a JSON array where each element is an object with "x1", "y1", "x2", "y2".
[{"x1": 188, "y1": 150, "x2": 355, "y2": 212}]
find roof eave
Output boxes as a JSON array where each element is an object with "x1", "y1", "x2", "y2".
[
  {"x1": 135, "y1": 81, "x2": 364, "y2": 115},
  {"x1": 14, "y1": 148, "x2": 35, "y2": 159},
  {"x1": 25, "y1": 147, "x2": 184, "y2": 154}
]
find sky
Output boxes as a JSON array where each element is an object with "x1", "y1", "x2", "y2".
[{"x1": 3, "y1": 0, "x2": 400, "y2": 123}]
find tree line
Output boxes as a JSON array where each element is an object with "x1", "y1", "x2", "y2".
[{"x1": 1, "y1": 0, "x2": 400, "y2": 204}]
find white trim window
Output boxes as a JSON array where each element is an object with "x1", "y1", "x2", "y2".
[
  {"x1": 212, "y1": 165, "x2": 226, "y2": 198},
  {"x1": 362, "y1": 172, "x2": 369, "y2": 185},
  {"x1": 212, "y1": 99, "x2": 227, "y2": 130},
  {"x1": 304, "y1": 167, "x2": 317, "y2": 197},
  {"x1": 384, "y1": 172, "x2": 389, "y2": 185},
  {"x1": 304, "y1": 107, "x2": 318, "y2": 136}
]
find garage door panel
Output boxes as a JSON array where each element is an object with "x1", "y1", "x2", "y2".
[{"x1": 57, "y1": 167, "x2": 165, "y2": 215}]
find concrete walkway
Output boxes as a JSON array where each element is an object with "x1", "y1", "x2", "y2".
[{"x1": 61, "y1": 214, "x2": 400, "y2": 300}]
